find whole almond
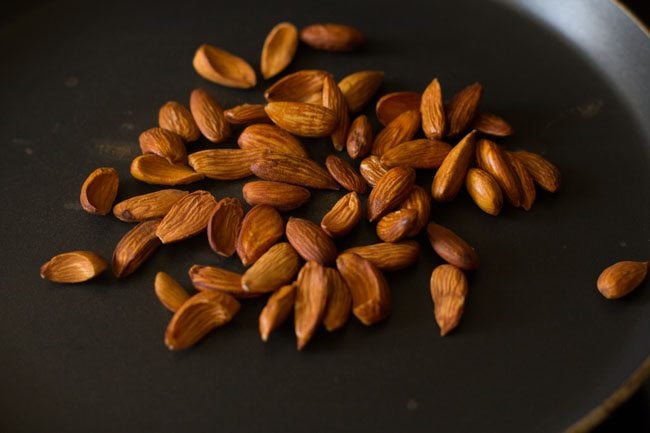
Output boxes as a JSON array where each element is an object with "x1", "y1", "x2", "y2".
[
  {"x1": 343, "y1": 241, "x2": 420, "y2": 272},
  {"x1": 325, "y1": 154, "x2": 368, "y2": 193},
  {"x1": 367, "y1": 166, "x2": 416, "y2": 221},
  {"x1": 80, "y1": 167, "x2": 119, "y2": 215},
  {"x1": 431, "y1": 130, "x2": 478, "y2": 202},
  {"x1": 336, "y1": 253, "x2": 391, "y2": 325},
  {"x1": 250, "y1": 153, "x2": 339, "y2": 190},
  {"x1": 189, "y1": 265, "x2": 257, "y2": 299},
  {"x1": 371, "y1": 109, "x2": 421, "y2": 156},
  {"x1": 154, "y1": 272, "x2": 191, "y2": 313},
  {"x1": 380, "y1": 138, "x2": 452, "y2": 169},
  {"x1": 400, "y1": 185, "x2": 431, "y2": 237},
  {"x1": 238, "y1": 123, "x2": 307, "y2": 158},
  {"x1": 192, "y1": 43, "x2": 256, "y2": 89},
  {"x1": 112, "y1": 219, "x2": 162, "y2": 278},
  {"x1": 138, "y1": 127, "x2": 187, "y2": 163},
  {"x1": 299, "y1": 23, "x2": 364, "y2": 52},
  {"x1": 321, "y1": 191, "x2": 362, "y2": 238},
  {"x1": 465, "y1": 168, "x2": 503, "y2": 216},
  {"x1": 346, "y1": 114, "x2": 373, "y2": 159},
  {"x1": 322, "y1": 74, "x2": 350, "y2": 151},
  {"x1": 188, "y1": 149, "x2": 261, "y2": 180},
  {"x1": 323, "y1": 268, "x2": 352, "y2": 331},
  {"x1": 426, "y1": 222, "x2": 479, "y2": 270},
  {"x1": 286, "y1": 217, "x2": 338, "y2": 265},
  {"x1": 259, "y1": 283, "x2": 297, "y2": 341},
  {"x1": 156, "y1": 190, "x2": 217, "y2": 244},
  {"x1": 236, "y1": 205, "x2": 284, "y2": 266},
  {"x1": 295, "y1": 261, "x2": 330, "y2": 350},
  {"x1": 189, "y1": 88, "x2": 231, "y2": 143},
  {"x1": 338, "y1": 70, "x2": 384, "y2": 113},
  {"x1": 446, "y1": 82, "x2": 482, "y2": 137},
  {"x1": 241, "y1": 242, "x2": 301, "y2": 294},
  {"x1": 40, "y1": 251, "x2": 108, "y2": 283},
  {"x1": 472, "y1": 112, "x2": 514, "y2": 137},
  {"x1": 359, "y1": 155, "x2": 388, "y2": 187},
  {"x1": 130, "y1": 154, "x2": 204, "y2": 185},
  {"x1": 113, "y1": 189, "x2": 188, "y2": 223},
  {"x1": 430, "y1": 264, "x2": 468, "y2": 336},
  {"x1": 242, "y1": 181, "x2": 311, "y2": 211},
  {"x1": 224, "y1": 104, "x2": 271, "y2": 125},
  {"x1": 597, "y1": 261, "x2": 648, "y2": 299},
  {"x1": 421, "y1": 78, "x2": 446, "y2": 139},
  {"x1": 376, "y1": 91, "x2": 422, "y2": 126},
  {"x1": 164, "y1": 290, "x2": 240, "y2": 351},
  {"x1": 261, "y1": 22, "x2": 299, "y2": 79},
  {"x1": 476, "y1": 139, "x2": 522, "y2": 207},
  {"x1": 506, "y1": 153, "x2": 536, "y2": 211},
  {"x1": 511, "y1": 150, "x2": 561, "y2": 193},
  {"x1": 159, "y1": 101, "x2": 201, "y2": 142},
  {"x1": 265, "y1": 102, "x2": 337, "y2": 137},
  {"x1": 376, "y1": 208, "x2": 418, "y2": 243},
  {"x1": 264, "y1": 69, "x2": 327, "y2": 103},
  {"x1": 207, "y1": 197, "x2": 244, "y2": 257}
]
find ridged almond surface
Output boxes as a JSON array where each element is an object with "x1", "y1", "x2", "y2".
[
  {"x1": 192, "y1": 43, "x2": 256, "y2": 89},
  {"x1": 138, "y1": 127, "x2": 187, "y2": 163},
  {"x1": 506, "y1": 153, "x2": 536, "y2": 211},
  {"x1": 113, "y1": 189, "x2": 188, "y2": 223},
  {"x1": 597, "y1": 261, "x2": 648, "y2": 299},
  {"x1": 476, "y1": 139, "x2": 522, "y2": 207},
  {"x1": 295, "y1": 261, "x2": 330, "y2": 350},
  {"x1": 380, "y1": 138, "x2": 451, "y2": 169},
  {"x1": 511, "y1": 150, "x2": 561, "y2": 193},
  {"x1": 238, "y1": 123, "x2": 307, "y2": 158},
  {"x1": 426, "y1": 222, "x2": 479, "y2": 271},
  {"x1": 371, "y1": 109, "x2": 421, "y2": 156},
  {"x1": 242, "y1": 242, "x2": 301, "y2": 294},
  {"x1": 261, "y1": 22, "x2": 298, "y2": 79},
  {"x1": 376, "y1": 209, "x2": 418, "y2": 243},
  {"x1": 376, "y1": 91, "x2": 422, "y2": 126},
  {"x1": 243, "y1": 181, "x2": 310, "y2": 211},
  {"x1": 224, "y1": 104, "x2": 270, "y2": 125},
  {"x1": 472, "y1": 112, "x2": 514, "y2": 137},
  {"x1": 154, "y1": 272, "x2": 191, "y2": 312},
  {"x1": 156, "y1": 190, "x2": 217, "y2": 244},
  {"x1": 465, "y1": 168, "x2": 503, "y2": 216},
  {"x1": 264, "y1": 69, "x2": 327, "y2": 103},
  {"x1": 338, "y1": 71, "x2": 384, "y2": 113},
  {"x1": 342, "y1": 241, "x2": 420, "y2": 272},
  {"x1": 431, "y1": 130, "x2": 478, "y2": 202},
  {"x1": 346, "y1": 115, "x2": 372, "y2": 159},
  {"x1": 320, "y1": 192, "x2": 362, "y2": 238},
  {"x1": 299, "y1": 23, "x2": 365, "y2": 52},
  {"x1": 259, "y1": 283, "x2": 297, "y2": 341},
  {"x1": 159, "y1": 101, "x2": 200, "y2": 142},
  {"x1": 80, "y1": 167, "x2": 119, "y2": 215},
  {"x1": 325, "y1": 154, "x2": 368, "y2": 193},
  {"x1": 265, "y1": 102, "x2": 337, "y2": 137},
  {"x1": 359, "y1": 155, "x2": 388, "y2": 187},
  {"x1": 188, "y1": 149, "x2": 261, "y2": 180},
  {"x1": 130, "y1": 154, "x2": 204, "y2": 185},
  {"x1": 189, "y1": 88, "x2": 230, "y2": 143},
  {"x1": 446, "y1": 82, "x2": 482, "y2": 137},
  {"x1": 250, "y1": 153, "x2": 339, "y2": 190},
  {"x1": 40, "y1": 251, "x2": 108, "y2": 283},
  {"x1": 189, "y1": 265, "x2": 257, "y2": 299},
  {"x1": 400, "y1": 185, "x2": 431, "y2": 237},
  {"x1": 236, "y1": 205, "x2": 284, "y2": 266},
  {"x1": 430, "y1": 264, "x2": 468, "y2": 336},
  {"x1": 323, "y1": 268, "x2": 352, "y2": 331},
  {"x1": 207, "y1": 197, "x2": 244, "y2": 257},
  {"x1": 112, "y1": 219, "x2": 161, "y2": 278},
  {"x1": 421, "y1": 78, "x2": 446, "y2": 139},
  {"x1": 367, "y1": 166, "x2": 416, "y2": 221},
  {"x1": 286, "y1": 217, "x2": 338, "y2": 265},
  {"x1": 322, "y1": 74, "x2": 350, "y2": 151}
]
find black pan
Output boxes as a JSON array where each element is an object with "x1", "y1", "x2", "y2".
[{"x1": 1, "y1": 0, "x2": 648, "y2": 432}]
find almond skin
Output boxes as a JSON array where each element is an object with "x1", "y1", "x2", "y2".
[
  {"x1": 431, "y1": 130, "x2": 478, "y2": 202},
  {"x1": 426, "y1": 222, "x2": 479, "y2": 271},
  {"x1": 192, "y1": 43, "x2": 256, "y2": 89},
  {"x1": 465, "y1": 168, "x2": 503, "y2": 216},
  {"x1": 380, "y1": 138, "x2": 452, "y2": 169},
  {"x1": 359, "y1": 155, "x2": 388, "y2": 187},
  {"x1": 138, "y1": 127, "x2": 187, "y2": 163},
  {"x1": 506, "y1": 153, "x2": 536, "y2": 211},
  {"x1": 265, "y1": 102, "x2": 337, "y2": 137},
  {"x1": 295, "y1": 261, "x2": 330, "y2": 350},
  {"x1": 250, "y1": 153, "x2": 339, "y2": 190},
  {"x1": 113, "y1": 189, "x2": 188, "y2": 223},
  {"x1": 188, "y1": 149, "x2": 261, "y2": 180},
  {"x1": 189, "y1": 88, "x2": 230, "y2": 143},
  {"x1": 325, "y1": 154, "x2": 368, "y2": 193},
  {"x1": 207, "y1": 197, "x2": 244, "y2": 257},
  {"x1": 156, "y1": 190, "x2": 217, "y2": 244},
  {"x1": 476, "y1": 139, "x2": 522, "y2": 207},
  {"x1": 264, "y1": 69, "x2": 327, "y2": 104},
  {"x1": 511, "y1": 150, "x2": 561, "y2": 193},
  {"x1": 130, "y1": 154, "x2": 204, "y2": 185},
  {"x1": 376, "y1": 91, "x2": 422, "y2": 126},
  {"x1": 243, "y1": 181, "x2": 311, "y2": 211},
  {"x1": 323, "y1": 268, "x2": 352, "y2": 332},
  {"x1": 242, "y1": 242, "x2": 301, "y2": 294},
  {"x1": 224, "y1": 104, "x2": 271, "y2": 125},
  {"x1": 338, "y1": 71, "x2": 384, "y2": 113},
  {"x1": 40, "y1": 251, "x2": 108, "y2": 283},
  {"x1": 346, "y1": 115, "x2": 373, "y2": 159},
  {"x1": 154, "y1": 272, "x2": 191, "y2": 313},
  {"x1": 597, "y1": 261, "x2": 648, "y2": 299},
  {"x1": 446, "y1": 82, "x2": 482, "y2": 137},
  {"x1": 236, "y1": 205, "x2": 284, "y2": 266},
  {"x1": 343, "y1": 241, "x2": 420, "y2": 272},
  {"x1": 322, "y1": 73, "x2": 350, "y2": 151},
  {"x1": 159, "y1": 101, "x2": 201, "y2": 142},
  {"x1": 238, "y1": 123, "x2": 308, "y2": 158},
  {"x1": 371, "y1": 109, "x2": 421, "y2": 156},
  {"x1": 472, "y1": 112, "x2": 514, "y2": 137},
  {"x1": 430, "y1": 264, "x2": 468, "y2": 336},
  {"x1": 321, "y1": 191, "x2": 362, "y2": 238},
  {"x1": 421, "y1": 78, "x2": 446, "y2": 139},
  {"x1": 189, "y1": 265, "x2": 257, "y2": 299},
  {"x1": 80, "y1": 167, "x2": 119, "y2": 215},
  {"x1": 112, "y1": 219, "x2": 162, "y2": 278},
  {"x1": 367, "y1": 166, "x2": 416, "y2": 221},
  {"x1": 376, "y1": 209, "x2": 418, "y2": 243},
  {"x1": 400, "y1": 185, "x2": 431, "y2": 237},
  {"x1": 286, "y1": 217, "x2": 338, "y2": 265},
  {"x1": 259, "y1": 283, "x2": 297, "y2": 341},
  {"x1": 261, "y1": 22, "x2": 299, "y2": 80},
  {"x1": 299, "y1": 23, "x2": 365, "y2": 52}
]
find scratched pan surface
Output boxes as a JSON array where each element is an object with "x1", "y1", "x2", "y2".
[{"x1": 0, "y1": 0, "x2": 648, "y2": 432}]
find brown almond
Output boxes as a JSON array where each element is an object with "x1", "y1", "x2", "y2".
[
  {"x1": 320, "y1": 191, "x2": 362, "y2": 238},
  {"x1": 323, "y1": 74, "x2": 350, "y2": 151},
  {"x1": 154, "y1": 272, "x2": 191, "y2": 313},
  {"x1": 472, "y1": 112, "x2": 514, "y2": 137},
  {"x1": 159, "y1": 101, "x2": 201, "y2": 142},
  {"x1": 421, "y1": 78, "x2": 446, "y2": 139},
  {"x1": 323, "y1": 268, "x2": 352, "y2": 331},
  {"x1": 189, "y1": 88, "x2": 231, "y2": 143},
  {"x1": 346, "y1": 114, "x2": 373, "y2": 159},
  {"x1": 338, "y1": 70, "x2": 384, "y2": 113},
  {"x1": 250, "y1": 153, "x2": 339, "y2": 190},
  {"x1": 426, "y1": 222, "x2": 479, "y2": 271},
  {"x1": 264, "y1": 69, "x2": 327, "y2": 103},
  {"x1": 242, "y1": 181, "x2": 310, "y2": 211},
  {"x1": 259, "y1": 283, "x2": 297, "y2": 341},
  {"x1": 446, "y1": 82, "x2": 482, "y2": 137},
  {"x1": 506, "y1": 153, "x2": 536, "y2": 211},
  {"x1": 295, "y1": 261, "x2": 330, "y2": 350},
  {"x1": 40, "y1": 251, "x2": 108, "y2": 283},
  {"x1": 113, "y1": 189, "x2": 188, "y2": 223},
  {"x1": 376, "y1": 209, "x2": 418, "y2": 243},
  {"x1": 261, "y1": 22, "x2": 299, "y2": 79},
  {"x1": 465, "y1": 168, "x2": 503, "y2": 216},
  {"x1": 242, "y1": 242, "x2": 301, "y2": 294},
  {"x1": 430, "y1": 264, "x2": 468, "y2": 336},
  {"x1": 343, "y1": 241, "x2": 420, "y2": 272},
  {"x1": 265, "y1": 102, "x2": 337, "y2": 137},
  {"x1": 192, "y1": 43, "x2": 256, "y2": 89},
  {"x1": 380, "y1": 138, "x2": 451, "y2": 169},
  {"x1": 476, "y1": 139, "x2": 522, "y2": 207},
  {"x1": 400, "y1": 185, "x2": 431, "y2": 237},
  {"x1": 188, "y1": 149, "x2": 261, "y2": 180},
  {"x1": 286, "y1": 217, "x2": 338, "y2": 265},
  {"x1": 238, "y1": 123, "x2": 307, "y2": 158},
  {"x1": 138, "y1": 127, "x2": 187, "y2": 163},
  {"x1": 224, "y1": 104, "x2": 271, "y2": 125},
  {"x1": 164, "y1": 290, "x2": 240, "y2": 351},
  {"x1": 511, "y1": 150, "x2": 561, "y2": 193},
  {"x1": 130, "y1": 154, "x2": 204, "y2": 185},
  {"x1": 367, "y1": 166, "x2": 416, "y2": 221},
  {"x1": 376, "y1": 91, "x2": 422, "y2": 126},
  {"x1": 325, "y1": 154, "x2": 368, "y2": 193},
  {"x1": 336, "y1": 253, "x2": 391, "y2": 325},
  {"x1": 359, "y1": 155, "x2": 389, "y2": 187},
  {"x1": 371, "y1": 109, "x2": 421, "y2": 156},
  {"x1": 207, "y1": 197, "x2": 244, "y2": 257},
  {"x1": 189, "y1": 265, "x2": 256, "y2": 299},
  {"x1": 299, "y1": 23, "x2": 365, "y2": 52},
  {"x1": 236, "y1": 205, "x2": 284, "y2": 266},
  {"x1": 156, "y1": 190, "x2": 217, "y2": 244},
  {"x1": 80, "y1": 167, "x2": 119, "y2": 215},
  {"x1": 112, "y1": 219, "x2": 162, "y2": 278},
  {"x1": 597, "y1": 261, "x2": 648, "y2": 299},
  {"x1": 431, "y1": 130, "x2": 478, "y2": 202}
]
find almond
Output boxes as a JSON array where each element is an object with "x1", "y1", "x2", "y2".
[
  {"x1": 207, "y1": 197, "x2": 244, "y2": 257},
  {"x1": 342, "y1": 241, "x2": 420, "y2": 272},
  {"x1": 430, "y1": 264, "x2": 468, "y2": 336},
  {"x1": 295, "y1": 261, "x2": 330, "y2": 350},
  {"x1": 426, "y1": 222, "x2": 479, "y2": 271},
  {"x1": 238, "y1": 123, "x2": 307, "y2": 158},
  {"x1": 446, "y1": 82, "x2": 482, "y2": 137},
  {"x1": 367, "y1": 166, "x2": 416, "y2": 221},
  {"x1": 156, "y1": 190, "x2": 217, "y2": 244},
  {"x1": 138, "y1": 127, "x2": 187, "y2": 163},
  {"x1": 325, "y1": 154, "x2": 368, "y2": 193},
  {"x1": 597, "y1": 261, "x2": 648, "y2": 299},
  {"x1": 322, "y1": 74, "x2": 350, "y2": 151},
  {"x1": 113, "y1": 189, "x2": 188, "y2": 223},
  {"x1": 421, "y1": 78, "x2": 446, "y2": 139},
  {"x1": 189, "y1": 265, "x2": 259, "y2": 299},
  {"x1": 154, "y1": 272, "x2": 191, "y2": 313},
  {"x1": 242, "y1": 242, "x2": 301, "y2": 294},
  {"x1": 286, "y1": 217, "x2": 338, "y2": 265},
  {"x1": 511, "y1": 150, "x2": 561, "y2": 193},
  {"x1": 188, "y1": 149, "x2": 261, "y2": 180},
  {"x1": 431, "y1": 130, "x2": 478, "y2": 202},
  {"x1": 299, "y1": 23, "x2": 364, "y2": 52},
  {"x1": 321, "y1": 191, "x2": 362, "y2": 238},
  {"x1": 250, "y1": 153, "x2": 339, "y2": 190},
  {"x1": 476, "y1": 138, "x2": 522, "y2": 207},
  {"x1": 80, "y1": 167, "x2": 119, "y2": 215},
  {"x1": 192, "y1": 43, "x2": 256, "y2": 89},
  {"x1": 346, "y1": 114, "x2": 373, "y2": 159},
  {"x1": 465, "y1": 168, "x2": 503, "y2": 216},
  {"x1": 224, "y1": 104, "x2": 271, "y2": 125},
  {"x1": 265, "y1": 102, "x2": 337, "y2": 137},
  {"x1": 472, "y1": 112, "x2": 514, "y2": 137},
  {"x1": 380, "y1": 138, "x2": 451, "y2": 169},
  {"x1": 336, "y1": 253, "x2": 391, "y2": 325},
  {"x1": 371, "y1": 109, "x2": 421, "y2": 156},
  {"x1": 376, "y1": 208, "x2": 418, "y2": 243},
  {"x1": 242, "y1": 181, "x2": 311, "y2": 211},
  {"x1": 259, "y1": 283, "x2": 297, "y2": 341},
  {"x1": 112, "y1": 219, "x2": 162, "y2": 278},
  {"x1": 359, "y1": 155, "x2": 388, "y2": 187},
  {"x1": 164, "y1": 290, "x2": 240, "y2": 351},
  {"x1": 264, "y1": 69, "x2": 327, "y2": 103},
  {"x1": 261, "y1": 22, "x2": 299, "y2": 79},
  {"x1": 323, "y1": 268, "x2": 352, "y2": 331},
  {"x1": 400, "y1": 185, "x2": 431, "y2": 237},
  {"x1": 159, "y1": 101, "x2": 201, "y2": 142},
  {"x1": 376, "y1": 91, "x2": 422, "y2": 126},
  {"x1": 236, "y1": 205, "x2": 284, "y2": 266},
  {"x1": 338, "y1": 70, "x2": 384, "y2": 113},
  {"x1": 189, "y1": 88, "x2": 231, "y2": 143},
  {"x1": 506, "y1": 153, "x2": 536, "y2": 211},
  {"x1": 40, "y1": 251, "x2": 108, "y2": 283},
  {"x1": 130, "y1": 154, "x2": 204, "y2": 185}
]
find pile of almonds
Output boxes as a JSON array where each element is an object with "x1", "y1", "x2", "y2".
[{"x1": 40, "y1": 22, "x2": 648, "y2": 351}]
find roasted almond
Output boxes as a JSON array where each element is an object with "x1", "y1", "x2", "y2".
[
  {"x1": 164, "y1": 290, "x2": 240, "y2": 351},
  {"x1": 189, "y1": 265, "x2": 258, "y2": 299},
  {"x1": 338, "y1": 70, "x2": 384, "y2": 113},
  {"x1": 376, "y1": 91, "x2": 422, "y2": 126},
  {"x1": 342, "y1": 241, "x2": 420, "y2": 272},
  {"x1": 264, "y1": 69, "x2": 327, "y2": 103},
  {"x1": 238, "y1": 123, "x2": 307, "y2": 158},
  {"x1": 224, "y1": 104, "x2": 271, "y2": 125},
  {"x1": 138, "y1": 127, "x2": 187, "y2": 163},
  {"x1": 426, "y1": 222, "x2": 479, "y2": 271},
  {"x1": 189, "y1": 88, "x2": 230, "y2": 143},
  {"x1": 431, "y1": 130, "x2": 478, "y2": 202},
  {"x1": 130, "y1": 154, "x2": 204, "y2": 185},
  {"x1": 265, "y1": 102, "x2": 337, "y2": 137},
  {"x1": 465, "y1": 168, "x2": 503, "y2": 216},
  {"x1": 261, "y1": 22, "x2": 299, "y2": 79},
  {"x1": 259, "y1": 283, "x2": 297, "y2": 341},
  {"x1": 188, "y1": 149, "x2": 261, "y2": 180},
  {"x1": 299, "y1": 23, "x2": 364, "y2": 52},
  {"x1": 295, "y1": 261, "x2": 330, "y2": 350},
  {"x1": 40, "y1": 251, "x2": 108, "y2": 283},
  {"x1": 376, "y1": 208, "x2": 418, "y2": 243},
  {"x1": 511, "y1": 150, "x2": 561, "y2": 193},
  {"x1": 112, "y1": 219, "x2": 162, "y2": 278},
  {"x1": 113, "y1": 189, "x2": 188, "y2": 223},
  {"x1": 367, "y1": 166, "x2": 416, "y2": 221},
  {"x1": 371, "y1": 109, "x2": 421, "y2": 156},
  {"x1": 192, "y1": 43, "x2": 256, "y2": 89},
  {"x1": 322, "y1": 73, "x2": 350, "y2": 151},
  {"x1": 400, "y1": 185, "x2": 431, "y2": 237},
  {"x1": 325, "y1": 154, "x2": 368, "y2": 193},
  {"x1": 380, "y1": 138, "x2": 451, "y2": 169},
  {"x1": 506, "y1": 153, "x2": 536, "y2": 211},
  {"x1": 207, "y1": 197, "x2": 244, "y2": 257},
  {"x1": 156, "y1": 190, "x2": 217, "y2": 244},
  {"x1": 250, "y1": 153, "x2": 339, "y2": 190},
  {"x1": 323, "y1": 268, "x2": 352, "y2": 331},
  {"x1": 242, "y1": 242, "x2": 301, "y2": 294},
  {"x1": 476, "y1": 139, "x2": 522, "y2": 207},
  {"x1": 154, "y1": 272, "x2": 191, "y2": 313},
  {"x1": 421, "y1": 78, "x2": 446, "y2": 139},
  {"x1": 336, "y1": 253, "x2": 391, "y2": 325},
  {"x1": 446, "y1": 82, "x2": 482, "y2": 137},
  {"x1": 346, "y1": 114, "x2": 373, "y2": 159},
  {"x1": 472, "y1": 112, "x2": 514, "y2": 137},
  {"x1": 242, "y1": 181, "x2": 311, "y2": 211},
  {"x1": 236, "y1": 205, "x2": 284, "y2": 266},
  {"x1": 159, "y1": 101, "x2": 201, "y2": 142},
  {"x1": 286, "y1": 217, "x2": 338, "y2": 265},
  {"x1": 597, "y1": 261, "x2": 648, "y2": 299},
  {"x1": 359, "y1": 155, "x2": 388, "y2": 187},
  {"x1": 80, "y1": 167, "x2": 119, "y2": 215},
  {"x1": 430, "y1": 264, "x2": 468, "y2": 336},
  {"x1": 320, "y1": 191, "x2": 362, "y2": 238}
]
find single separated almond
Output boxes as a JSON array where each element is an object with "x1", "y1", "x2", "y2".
[
  {"x1": 286, "y1": 217, "x2": 338, "y2": 265},
  {"x1": 189, "y1": 88, "x2": 230, "y2": 143},
  {"x1": 371, "y1": 109, "x2": 421, "y2": 156},
  {"x1": 164, "y1": 290, "x2": 240, "y2": 351},
  {"x1": 259, "y1": 283, "x2": 297, "y2": 341},
  {"x1": 265, "y1": 102, "x2": 337, "y2": 137},
  {"x1": 472, "y1": 112, "x2": 514, "y2": 137},
  {"x1": 189, "y1": 265, "x2": 256, "y2": 299},
  {"x1": 336, "y1": 253, "x2": 391, "y2": 325},
  {"x1": 321, "y1": 191, "x2": 362, "y2": 238},
  {"x1": 188, "y1": 149, "x2": 261, "y2": 180},
  {"x1": 242, "y1": 242, "x2": 301, "y2": 294},
  {"x1": 224, "y1": 104, "x2": 270, "y2": 125},
  {"x1": 299, "y1": 23, "x2": 365, "y2": 52},
  {"x1": 192, "y1": 43, "x2": 256, "y2": 89},
  {"x1": 138, "y1": 127, "x2": 187, "y2": 163},
  {"x1": 359, "y1": 155, "x2": 388, "y2": 187},
  {"x1": 130, "y1": 154, "x2": 204, "y2": 185},
  {"x1": 264, "y1": 69, "x2": 327, "y2": 103},
  {"x1": 323, "y1": 73, "x2": 350, "y2": 151},
  {"x1": 236, "y1": 205, "x2": 284, "y2": 266},
  {"x1": 376, "y1": 91, "x2": 422, "y2": 126},
  {"x1": 426, "y1": 222, "x2": 479, "y2": 271},
  {"x1": 80, "y1": 167, "x2": 119, "y2": 215},
  {"x1": 380, "y1": 138, "x2": 452, "y2": 169},
  {"x1": 346, "y1": 114, "x2": 373, "y2": 159},
  {"x1": 323, "y1": 268, "x2": 352, "y2": 331},
  {"x1": 113, "y1": 189, "x2": 188, "y2": 223},
  {"x1": 250, "y1": 153, "x2": 339, "y2": 190},
  {"x1": 154, "y1": 272, "x2": 191, "y2": 312},
  {"x1": 431, "y1": 130, "x2": 478, "y2": 202},
  {"x1": 421, "y1": 78, "x2": 446, "y2": 139},
  {"x1": 476, "y1": 139, "x2": 522, "y2": 207},
  {"x1": 238, "y1": 123, "x2": 307, "y2": 158},
  {"x1": 112, "y1": 219, "x2": 162, "y2": 278},
  {"x1": 207, "y1": 197, "x2": 244, "y2": 257},
  {"x1": 325, "y1": 154, "x2": 368, "y2": 193},
  {"x1": 446, "y1": 82, "x2": 482, "y2": 137},
  {"x1": 343, "y1": 241, "x2": 420, "y2": 272},
  {"x1": 159, "y1": 101, "x2": 201, "y2": 142},
  {"x1": 430, "y1": 264, "x2": 468, "y2": 336},
  {"x1": 40, "y1": 251, "x2": 108, "y2": 283},
  {"x1": 465, "y1": 168, "x2": 503, "y2": 216},
  {"x1": 511, "y1": 150, "x2": 561, "y2": 193},
  {"x1": 295, "y1": 261, "x2": 330, "y2": 350},
  {"x1": 338, "y1": 71, "x2": 384, "y2": 113},
  {"x1": 597, "y1": 261, "x2": 648, "y2": 299},
  {"x1": 242, "y1": 181, "x2": 310, "y2": 211},
  {"x1": 156, "y1": 190, "x2": 217, "y2": 244},
  {"x1": 400, "y1": 185, "x2": 431, "y2": 237},
  {"x1": 506, "y1": 153, "x2": 536, "y2": 211},
  {"x1": 261, "y1": 22, "x2": 298, "y2": 79},
  {"x1": 367, "y1": 166, "x2": 416, "y2": 221},
  {"x1": 376, "y1": 208, "x2": 418, "y2": 243}
]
